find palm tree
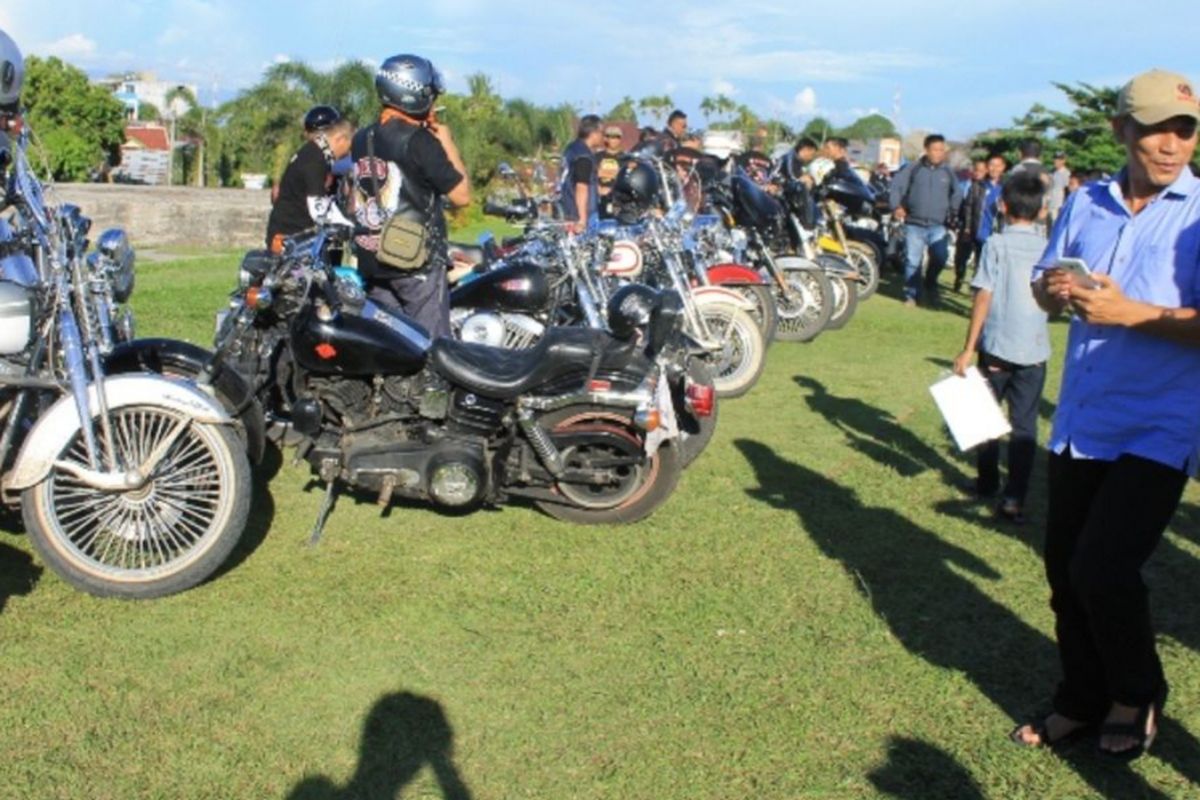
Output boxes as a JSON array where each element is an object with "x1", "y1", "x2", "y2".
[
  {"x1": 637, "y1": 95, "x2": 674, "y2": 127},
  {"x1": 164, "y1": 85, "x2": 204, "y2": 186}
]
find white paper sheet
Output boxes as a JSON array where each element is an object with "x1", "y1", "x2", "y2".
[{"x1": 929, "y1": 367, "x2": 1012, "y2": 451}]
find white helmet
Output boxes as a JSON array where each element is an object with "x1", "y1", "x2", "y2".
[{"x1": 0, "y1": 29, "x2": 24, "y2": 108}]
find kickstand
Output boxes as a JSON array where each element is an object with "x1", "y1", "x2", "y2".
[{"x1": 307, "y1": 479, "x2": 338, "y2": 547}]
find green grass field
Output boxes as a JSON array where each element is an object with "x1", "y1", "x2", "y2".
[{"x1": 1, "y1": 248, "x2": 1199, "y2": 799}]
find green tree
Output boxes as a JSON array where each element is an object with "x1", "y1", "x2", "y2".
[
  {"x1": 699, "y1": 94, "x2": 737, "y2": 124},
  {"x1": 971, "y1": 82, "x2": 1143, "y2": 174},
  {"x1": 837, "y1": 113, "x2": 897, "y2": 141},
  {"x1": 801, "y1": 116, "x2": 834, "y2": 142},
  {"x1": 605, "y1": 96, "x2": 637, "y2": 123},
  {"x1": 136, "y1": 101, "x2": 162, "y2": 122},
  {"x1": 637, "y1": 95, "x2": 673, "y2": 126},
  {"x1": 21, "y1": 56, "x2": 126, "y2": 180}
]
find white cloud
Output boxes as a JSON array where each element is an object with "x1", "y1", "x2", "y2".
[
  {"x1": 793, "y1": 87, "x2": 817, "y2": 115},
  {"x1": 36, "y1": 33, "x2": 97, "y2": 60},
  {"x1": 712, "y1": 78, "x2": 736, "y2": 97}
]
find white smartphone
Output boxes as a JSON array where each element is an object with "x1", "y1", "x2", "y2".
[{"x1": 1053, "y1": 257, "x2": 1099, "y2": 289}]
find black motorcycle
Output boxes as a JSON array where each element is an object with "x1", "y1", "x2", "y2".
[{"x1": 211, "y1": 224, "x2": 711, "y2": 533}]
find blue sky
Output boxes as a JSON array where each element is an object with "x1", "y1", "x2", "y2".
[{"x1": 3, "y1": 0, "x2": 1197, "y2": 139}]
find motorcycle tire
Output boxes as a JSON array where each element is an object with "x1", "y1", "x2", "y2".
[
  {"x1": 728, "y1": 284, "x2": 778, "y2": 344},
  {"x1": 773, "y1": 267, "x2": 833, "y2": 343},
  {"x1": 844, "y1": 241, "x2": 880, "y2": 301},
  {"x1": 533, "y1": 405, "x2": 682, "y2": 525},
  {"x1": 675, "y1": 359, "x2": 718, "y2": 469},
  {"x1": 697, "y1": 301, "x2": 766, "y2": 399},
  {"x1": 823, "y1": 274, "x2": 859, "y2": 331},
  {"x1": 23, "y1": 407, "x2": 252, "y2": 599}
]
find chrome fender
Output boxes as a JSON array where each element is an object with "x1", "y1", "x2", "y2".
[
  {"x1": 773, "y1": 255, "x2": 823, "y2": 273},
  {"x1": 690, "y1": 285, "x2": 755, "y2": 312},
  {"x1": 6, "y1": 374, "x2": 232, "y2": 490}
]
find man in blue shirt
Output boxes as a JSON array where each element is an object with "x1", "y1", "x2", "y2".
[{"x1": 1011, "y1": 69, "x2": 1200, "y2": 760}]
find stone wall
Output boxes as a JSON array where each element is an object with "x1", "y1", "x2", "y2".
[{"x1": 52, "y1": 184, "x2": 273, "y2": 250}]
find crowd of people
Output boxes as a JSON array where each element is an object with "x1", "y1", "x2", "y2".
[{"x1": 4, "y1": 29, "x2": 1200, "y2": 767}]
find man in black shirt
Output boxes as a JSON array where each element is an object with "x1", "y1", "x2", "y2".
[
  {"x1": 663, "y1": 110, "x2": 687, "y2": 149},
  {"x1": 351, "y1": 54, "x2": 469, "y2": 338},
  {"x1": 559, "y1": 114, "x2": 602, "y2": 229},
  {"x1": 266, "y1": 118, "x2": 354, "y2": 252}
]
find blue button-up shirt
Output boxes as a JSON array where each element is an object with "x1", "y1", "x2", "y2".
[{"x1": 1033, "y1": 167, "x2": 1200, "y2": 472}]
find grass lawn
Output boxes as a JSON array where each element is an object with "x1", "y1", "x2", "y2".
[{"x1": 1, "y1": 247, "x2": 1199, "y2": 799}]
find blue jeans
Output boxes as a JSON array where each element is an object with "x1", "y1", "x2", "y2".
[{"x1": 903, "y1": 223, "x2": 950, "y2": 301}]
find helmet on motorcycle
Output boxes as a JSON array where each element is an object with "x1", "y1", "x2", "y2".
[
  {"x1": 610, "y1": 160, "x2": 660, "y2": 223},
  {"x1": 607, "y1": 283, "x2": 660, "y2": 341},
  {"x1": 375, "y1": 54, "x2": 444, "y2": 117},
  {"x1": 303, "y1": 104, "x2": 341, "y2": 133},
  {"x1": 0, "y1": 29, "x2": 24, "y2": 109}
]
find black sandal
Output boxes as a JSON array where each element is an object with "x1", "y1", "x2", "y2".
[
  {"x1": 1009, "y1": 714, "x2": 1094, "y2": 749},
  {"x1": 1098, "y1": 702, "x2": 1160, "y2": 761}
]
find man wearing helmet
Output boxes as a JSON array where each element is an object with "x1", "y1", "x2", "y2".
[
  {"x1": 351, "y1": 54, "x2": 470, "y2": 338},
  {"x1": 266, "y1": 114, "x2": 354, "y2": 252}
]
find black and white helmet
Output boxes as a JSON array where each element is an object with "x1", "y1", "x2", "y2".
[
  {"x1": 0, "y1": 29, "x2": 23, "y2": 109},
  {"x1": 375, "y1": 54, "x2": 444, "y2": 117}
]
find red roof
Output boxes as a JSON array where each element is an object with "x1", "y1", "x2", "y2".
[{"x1": 124, "y1": 125, "x2": 170, "y2": 151}]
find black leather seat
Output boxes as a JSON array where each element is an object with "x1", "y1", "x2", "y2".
[{"x1": 430, "y1": 327, "x2": 637, "y2": 399}]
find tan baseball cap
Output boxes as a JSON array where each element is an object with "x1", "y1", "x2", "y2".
[
  {"x1": 1117, "y1": 69, "x2": 1200, "y2": 125},
  {"x1": 603, "y1": 125, "x2": 623, "y2": 137}
]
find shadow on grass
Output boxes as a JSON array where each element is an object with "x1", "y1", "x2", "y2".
[
  {"x1": 795, "y1": 376, "x2": 964, "y2": 482},
  {"x1": 868, "y1": 737, "x2": 985, "y2": 799},
  {"x1": 735, "y1": 438, "x2": 1194, "y2": 798},
  {"x1": 287, "y1": 691, "x2": 472, "y2": 799},
  {"x1": 0, "y1": 538, "x2": 40, "y2": 614}
]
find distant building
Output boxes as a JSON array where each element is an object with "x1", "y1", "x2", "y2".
[
  {"x1": 848, "y1": 137, "x2": 903, "y2": 171},
  {"x1": 94, "y1": 72, "x2": 198, "y2": 120},
  {"x1": 114, "y1": 124, "x2": 171, "y2": 185}
]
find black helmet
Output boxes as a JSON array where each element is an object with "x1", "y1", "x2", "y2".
[
  {"x1": 0, "y1": 29, "x2": 23, "y2": 109},
  {"x1": 303, "y1": 104, "x2": 340, "y2": 133},
  {"x1": 613, "y1": 161, "x2": 659, "y2": 205},
  {"x1": 375, "y1": 54, "x2": 444, "y2": 116},
  {"x1": 607, "y1": 284, "x2": 660, "y2": 341}
]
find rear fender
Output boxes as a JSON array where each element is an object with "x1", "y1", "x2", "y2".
[
  {"x1": 6, "y1": 374, "x2": 232, "y2": 490},
  {"x1": 704, "y1": 263, "x2": 764, "y2": 286}
]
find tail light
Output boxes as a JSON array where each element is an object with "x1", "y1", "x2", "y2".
[{"x1": 685, "y1": 381, "x2": 715, "y2": 418}]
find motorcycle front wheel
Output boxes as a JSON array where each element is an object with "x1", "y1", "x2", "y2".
[
  {"x1": 533, "y1": 405, "x2": 682, "y2": 525},
  {"x1": 697, "y1": 302, "x2": 766, "y2": 399},
  {"x1": 23, "y1": 406, "x2": 251, "y2": 599},
  {"x1": 823, "y1": 273, "x2": 859, "y2": 331},
  {"x1": 727, "y1": 284, "x2": 778, "y2": 344},
  {"x1": 844, "y1": 241, "x2": 880, "y2": 300},
  {"x1": 773, "y1": 267, "x2": 833, "y2": 343}
]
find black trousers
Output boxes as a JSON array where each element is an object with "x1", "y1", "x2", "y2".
[
  {"x1": 953, "y1": 238, "x2": 982, "y2": 286},
  {"x1": 976, "y1": 353, "x2": 1045, "y2": 504},
  {"x1": 1046, "y1": 451, "x2": 1187, "y2": 721},
  {"x1": 367, "y1": 259, "x2": 451, "y2": 339}
]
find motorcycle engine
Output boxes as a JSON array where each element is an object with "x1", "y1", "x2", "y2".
[{"x1": 452, "y1": 310, "x2": 545, "y2": 350}]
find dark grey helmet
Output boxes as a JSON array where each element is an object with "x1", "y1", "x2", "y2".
[
  {"x1": 0, "y1": 29, "x2": 23, "y2": 108},
  {"x1": 607, "y1": 283, "x2": 660, "y2": 341},
  {"x1": 303, "y1": 104, "x2": 340, "y2": 133},
  {"x1": 375, "y1": 54, "x2": 444, "y2": 116}
]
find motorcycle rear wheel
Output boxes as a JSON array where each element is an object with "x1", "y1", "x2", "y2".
[
  {"x1": 23, "y1": 407, "x2": 251, "y2": 599},
  {"x1": 773, "y1": 267, "x2": 833, "y2": 343},
  {"x1": 533, "y1": 405, "x2": 681, "y2": 525}
]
